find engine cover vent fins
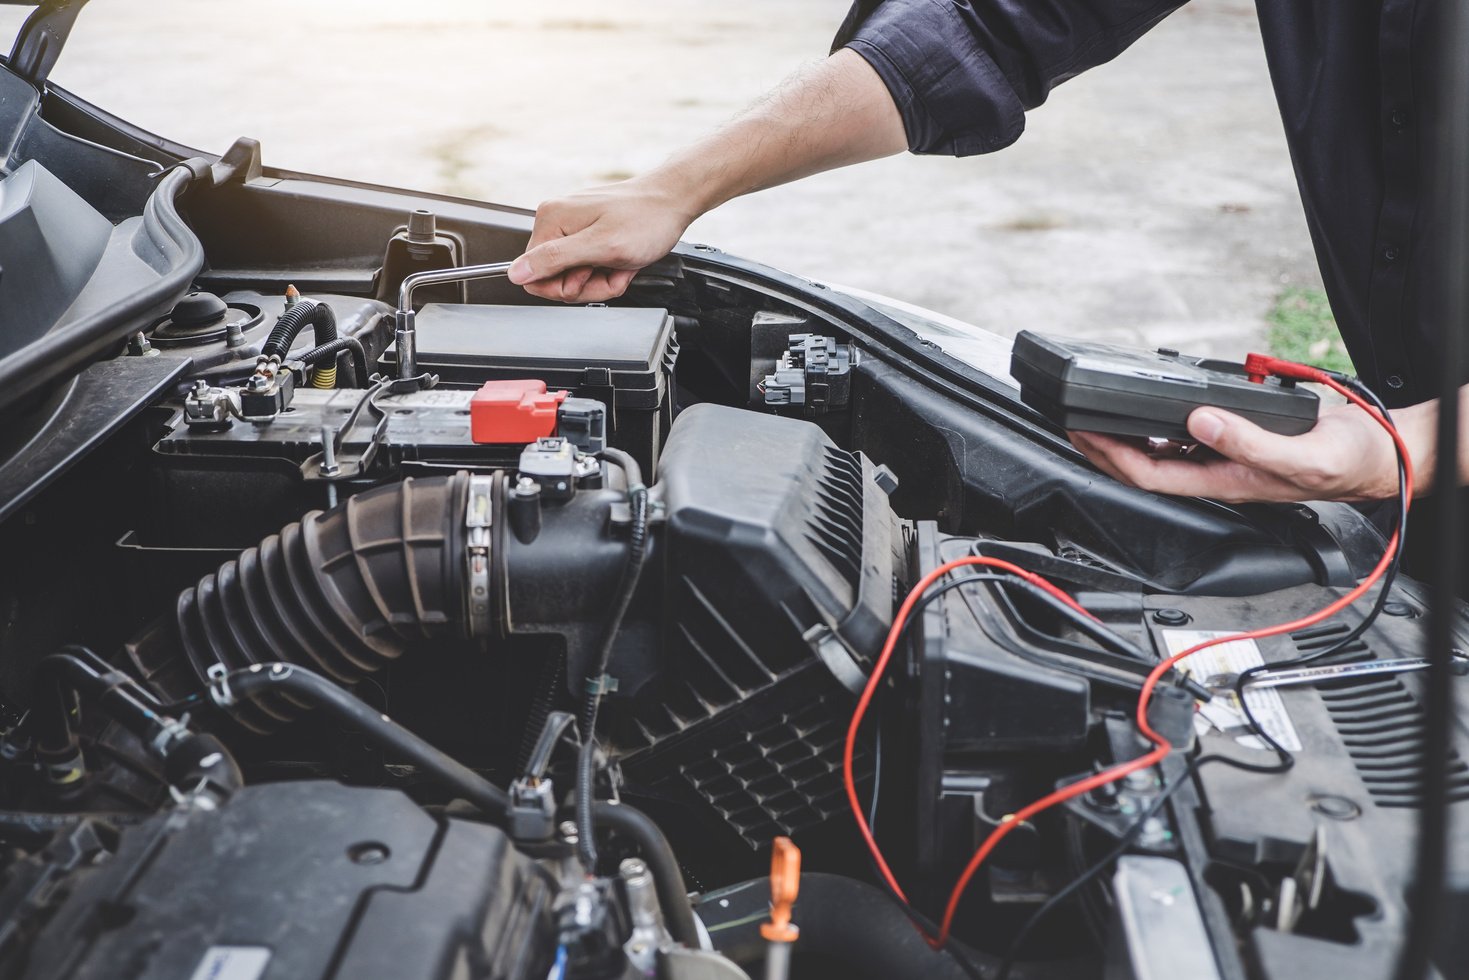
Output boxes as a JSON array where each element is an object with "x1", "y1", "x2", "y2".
[
  {"x1": 808, "y1": 446, "x2": 866, "y2": 588},
  {"x1": 1294, "y1": 625, "x2": 1469, "y2": 807}
]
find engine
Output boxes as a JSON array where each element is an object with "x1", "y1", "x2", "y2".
[{"x1": 1, "y1": 231, "x2": 1464, "y2": 979}]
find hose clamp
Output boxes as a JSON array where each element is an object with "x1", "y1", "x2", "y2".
[
  {"x1": 465, "y1": 475, "x2": 495, "y2": 638},
  {"x1": 150, "y1": 717, "x2": 191, "y2": 759}
]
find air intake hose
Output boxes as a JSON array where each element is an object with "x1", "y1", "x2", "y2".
[
  {"x1": 170, "y1": 472, "x2": 472, "y2": 732},
  {"x1": 262, "y1": 297, "x2": 339, "y2": 388}
]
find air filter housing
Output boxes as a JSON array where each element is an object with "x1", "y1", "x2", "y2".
[{"x1": 616, "y1": 404, "x2": 898, "y2": 845}]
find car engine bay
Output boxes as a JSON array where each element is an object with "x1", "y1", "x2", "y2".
[{"x1": 0, "y1": 49, "x2": 1467, "y2": 980}]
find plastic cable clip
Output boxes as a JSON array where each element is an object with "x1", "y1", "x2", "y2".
[
  {"x1": 584, "y1": 674, "x2": 619, "y2": 696},
  {"x1": 205, "y1": 663, "x2": 235, "y2": 708}
]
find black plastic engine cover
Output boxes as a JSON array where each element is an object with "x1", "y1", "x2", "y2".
[{"x1": 7, "y1": 782, "x2": 556, "y2": 980}]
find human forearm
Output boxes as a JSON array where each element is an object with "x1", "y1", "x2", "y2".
[
  {"x1": 509, "y1": 49, "x2": 905, "y2": 302},
  {"x1": 649, "y1": 48, "x2": 907, "y2": 215},
  {"x1": 1391, "y1": 386, "x2": 1469, "y2": 495}
]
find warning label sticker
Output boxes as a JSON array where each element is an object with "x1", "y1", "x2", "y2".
[
  {"x1": 188, "y1": 947, "x2": 271, "y2": 980},
  {"x1": 1163, "y1": 629, "x2": 1302, "y2": 753}
]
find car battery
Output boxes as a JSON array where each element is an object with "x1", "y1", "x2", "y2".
[{"x1": 387, "y1": 304, "x2": 679, "y2": 476}]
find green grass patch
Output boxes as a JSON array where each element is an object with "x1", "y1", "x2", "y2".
[{"x1": 1266, "y1": 287, "x2": 1354, "y2": 374}]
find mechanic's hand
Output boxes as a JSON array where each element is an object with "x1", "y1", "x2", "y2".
[
  {"x1": 508, "y1": 177, "x2": 697, "y2": 303},
  {"x1": 1068, "y1": 403, "x2": 1405, "y2": 503}
]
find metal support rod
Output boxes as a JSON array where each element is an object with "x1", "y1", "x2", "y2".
[{"x1": 394, "y1": 261, "x2": 514, "y2": 380}]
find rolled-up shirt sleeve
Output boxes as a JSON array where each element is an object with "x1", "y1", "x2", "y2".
[{"x1": 834, "y1": 0, "x2": 1186, "y2": 157}]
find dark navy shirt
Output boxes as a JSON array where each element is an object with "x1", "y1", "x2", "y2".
[{"x1": 835, "y1": 0, "x2": 1455, "y2": 408}]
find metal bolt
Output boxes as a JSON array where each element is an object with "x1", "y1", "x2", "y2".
[
  {"x1": 559, "y1": 820, "x2": 579, "y2": 842},
  {"x1": 1138, "y1": 816, "x2": 1171, "y2": 847},
  {"x1": 1152, "y1": 608, "x2": 1190, "y2": 627},
  {"x1": 1123, "y1": 770, "x2": 1156, "y2": 792},
  {"x1": 347, "y1": 841, "x2": 390, "y2": 865},
  {"x1": 1311, "y1": 795, "x2": 1360, "y2": 821},
  {"x1": 319, "y1": 427, "x2": 340, "y2": 477},
  {"x1": 225, "y1": 319, "x2": 246, "y2": 348}
]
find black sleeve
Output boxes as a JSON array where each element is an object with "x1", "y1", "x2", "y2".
[{"x1": 833, "y1": 0, "x2": 1187, "y2": 156}]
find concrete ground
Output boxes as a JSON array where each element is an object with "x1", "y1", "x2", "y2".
[{"x1": 11, "y1": 0, "x2": 1323, "y2": 356}]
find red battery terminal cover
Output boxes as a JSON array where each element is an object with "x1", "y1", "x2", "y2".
[{"x1": 470, "y1": 379, "x2": 568, "y2": 444}]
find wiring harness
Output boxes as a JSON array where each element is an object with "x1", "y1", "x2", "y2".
[{"x1": 844, "y1": 354, "x2": 1414, "y2": 952}]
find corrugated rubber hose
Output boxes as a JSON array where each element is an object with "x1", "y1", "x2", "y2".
[
  {"x1": 169, "y1": 472, "x2": 472, "y2": 732},
  {"x1": 261, "y1": 298, "x2": 339, "y2": 388}
]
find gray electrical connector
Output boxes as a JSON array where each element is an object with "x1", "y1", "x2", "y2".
[{"x1": 761, "y1": 334, "x2": 859, "y2": 414}]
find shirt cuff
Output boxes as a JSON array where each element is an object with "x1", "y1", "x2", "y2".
[{"x1": 839, "y1": 0, "x2": 1025, "y2": 157}]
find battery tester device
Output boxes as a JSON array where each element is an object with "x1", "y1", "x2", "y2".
[{"x1": 1009, "y1": 330, "x2": 1321, "y2": 441}]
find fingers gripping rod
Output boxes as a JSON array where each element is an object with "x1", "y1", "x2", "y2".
[{"x1": 394, "y1": 261, "x2": 514, "y2": 380}]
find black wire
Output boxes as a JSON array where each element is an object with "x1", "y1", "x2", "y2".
[
  {"x1": 894, "y1": 573, "x2": 1151, "y2": 694},
  {"x1": 864, "y1": 401, "x2": 1408, "y2": 974},
  {"x1": 333, "y1": 376, "x2": 394, "y2": 455},
  {"x1": 858, "y1": 567, "x2": 1159, "y2": 980},
  {"x1": 1233, "y1": 377, "x2": 1408, "y2": 771},
  {"x1": 998, "y1": 375, "x2": 1410, "y2": 977},
  {"x1": 852, "y1": 570, "x2": 1184, "y2": 977},
  {"x1": 297, "y1": 335, "x2": 369, "y2": 388},
  {"x1": 995, "y1": 753, "x2": 1275, "y2": 980},
  {"x1": 575, "y1": 449, "x2": 651, "y2": 871}
]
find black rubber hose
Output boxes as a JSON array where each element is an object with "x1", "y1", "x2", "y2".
[
  {"x1": 597, "y1": 447, "x2": 644, "y2": 496},
  {"x1": 262, "y1": 297, "x2": 338, "y2": 361},
  {"x1": 158, "y1": 472, "x2": 472, "y2": 733},
  {"x1": 590, "y1": 801, "x2": 699, "y2": 947},
  {"x1": 163, "y1": 732, "x2": 243, "y2": 795},
  {"x1": 34, "y1": 648, "x2": 178, "y2": 761},
  {"x1": 219, "y1": 663, "x2": 510, "y2": 820},
  {"x1": 695, "y1": 873, "x2": 1001, "y2": 980},
  {"x1": 33, "y1": 648, "x2": 242, "y2": 797},
  {"x1": 297, "y1": 335, "x2": 369, "y2": 388}
]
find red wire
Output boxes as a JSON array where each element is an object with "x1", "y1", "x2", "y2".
[{"x1": 843, "y1": 367, "x2": 1414, "y2": 948}]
